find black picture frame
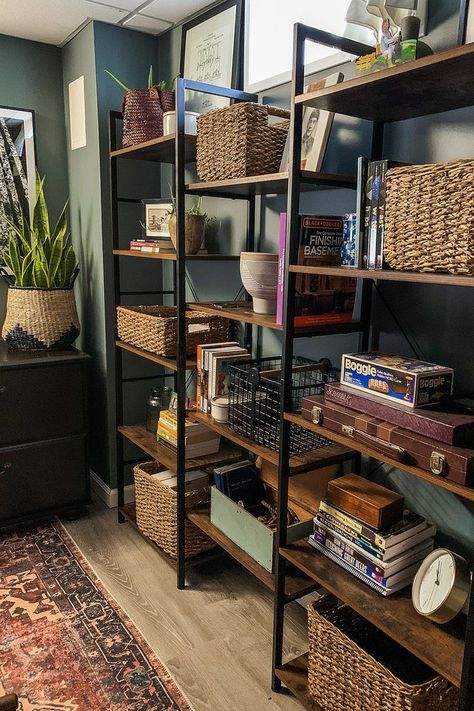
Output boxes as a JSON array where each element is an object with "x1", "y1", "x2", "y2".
[
  {"x1": 458, "y1": 0, "x2": 472, "y2": 44},
  {"x1": 180, "y1": 0, "x2": 245, "y2": 92}
]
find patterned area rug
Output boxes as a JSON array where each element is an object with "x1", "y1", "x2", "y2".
[{"x1": 0, "y1": 521, "x2": 193, "y2": 710}]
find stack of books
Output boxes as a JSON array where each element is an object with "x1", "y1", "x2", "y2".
[
  {"x1": 151, "y1": 468, "x2": 209, "y2": 492},
  {"x1": 157, "y1": 410, "x2": 221, "y2": 459},
  {"x1": 308, "y1": 474, "x2": 436, "y2": 596},
  {"x1": 196, "y1": 341, "x2": 250, "y2": 413},
  {"x1": 130, "y1": 238, "x2": 175, "y2": 254}
]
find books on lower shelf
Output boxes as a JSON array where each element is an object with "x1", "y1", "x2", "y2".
[
  {"x1": 129, "y1": 239, "x2": 208, "y2": 255},
  {"x1": 151, "y1": 468, "x2": 209, "y2": 491},
  {"x1": 311, "y1": 495, "x2": 436, "y2": 595},
  {"x1": 157, "y1": 410, "x2": 221, "y2": 458},
  {"x1": 213, "y1": 460, "x2": 263, "y2": 507}
]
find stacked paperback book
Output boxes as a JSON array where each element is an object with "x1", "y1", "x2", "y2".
[
  {"x1": 308, "y1": 474, "x2": 436, "y2": 596},
  {"x1": 157, "y1": 410, "x2": 221, "y2": 459},
  {"x1": 130, "y1": 238, "x2": 175, "y2": 254}
]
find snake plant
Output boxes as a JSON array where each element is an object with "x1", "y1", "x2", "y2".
[{"x1": 2, "y1": 172, "x2": 79, "y2": 289}]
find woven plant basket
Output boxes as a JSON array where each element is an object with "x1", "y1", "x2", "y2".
[
  {"x1": 2, "y1": 287, "x2": 80, "y2": 351},
  {"x1": 196, "y1": 102, "x2": 290, "y2": 181},
  {"x1": 308, "y1": 595, "x2": 458, "y2": 711},
  {"x1": 122, "y1": 87, "x2": 163, "y2": 147},
  {"x1": 134, "y1": 461, "x2": 215, "y2": 559},
  {"x1": 116, "y1": 305, "x2": 229, "y2": 357},
  {"x1": 384, "y1": 159, "x2": 474, "y2": 275},
  {"x1": 158, "y1": 89, "x2": 175, "y2": 113}
]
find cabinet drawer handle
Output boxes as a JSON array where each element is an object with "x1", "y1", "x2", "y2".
[
  {"x1": 0, "y1": 385, "x2": 6, "y2": 395},
  {"x1": 0, "y1": 462, "x2": 12, "y2": 475}
]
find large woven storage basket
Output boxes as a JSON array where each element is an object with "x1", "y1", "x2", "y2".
[
  {"x1": 134, "y1": 461, "x2": 215, "y2": 559},
  {"x1": 308, "y1": 595, "x2": 458, "y2": 711},
  {"x1": 116, "y1": 305, "x2": 229, "y2": 356},
  {"x1": 196, "y1": 102, "x2": 290, "y2": 181},
  {"x1": 384, "y1": 159, "x2": 474, "y2": 275}
]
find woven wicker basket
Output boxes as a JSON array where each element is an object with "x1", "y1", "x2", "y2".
[
  {"x1": 2, "y1": 286, "x2": 80, "y2": 351},
  {"x1": 134, "y1": 461, "x2": 215, "y2": 559},
  {"x1": 308, "y1": 595, "x2": 458, "y2": 711},
  {"x1": 116, "y1": 305, "x2": 229, "y2": 357},
  {"x1": 384, "y1": 159, "x2": 474, "y2": 275},
  {"x1": 196, "y1": 103, "x2": 290, "y2": 181},
  {"x1": 122, "y1": 87, "x2": 163, "y2": 147}
]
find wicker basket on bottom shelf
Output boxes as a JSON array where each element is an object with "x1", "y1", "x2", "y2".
[
  {"x1": 308, "y1": 595, "x2": 458, "y2": 711},
  {"x1": 134, "y1": 461, "x2": 215, "y2": 559}
]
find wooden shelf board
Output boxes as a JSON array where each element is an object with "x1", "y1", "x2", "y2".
[
  {"x1": 186, "y1": 170, "x2": 355, "y2": 197},
  {"x1": 189, "y1": 410, "x2": 354, "y2": 473},
  {"x1": 289, "y1": 264, "x2": 474, "y2": 288},
  {"x1": 187, "y1": 507, "x2": 318, "y2": 602},
  {"x1": 275, "y1": 654, "x2": 322, "y2": 711},
  {"x1": 118, "y1": 423, "x2": 241, "y2": 472},
  {"x1": 295, "y1": 43, "x2": 474, "y2": 122},
  {"x1": 110, "y1": 133, "x2": 196, "y2": 163},
  {"x1": 280, "y1": 539, "x2": 465, "y2": 687},
  {"x1": 116, "y1": 341, "x2": 196, "y2": 370},
  {"x1": 285, "y1": 412, "x2": 474, "y2": 502},
  {"x1": 113, "y1": 250, "x2": 239, "y2": 261},
  {"x1": 187, "y1": 301, "x2": 363, "y2": 336}
]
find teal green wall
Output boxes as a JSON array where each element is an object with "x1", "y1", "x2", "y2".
[{"x1": 0, "y1": 33, "x2": 68, "y2": 321}]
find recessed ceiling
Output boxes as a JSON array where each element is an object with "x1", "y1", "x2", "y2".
[{"x1": 0, "y1": 0, "x2": 214, "y2": 46}]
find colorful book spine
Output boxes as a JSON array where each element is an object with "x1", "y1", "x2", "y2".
[
  {"x1": 316, "y1": 512, "x2": 384, "y2": 559},
  {"x1": 276, "y1": 212, "x2": 286, "y2": 326},
  {"x1": 319, "y1": 499, "x2": 380, "y2": 545},
  {"x1": 355, "y1": 156, "x2": 368, "y2": 268},
  {"x1": 362, "y1": 161, "x2": 374, "y2": 268},
  {"x1": 375, "y1": 159, "x2": 388, "y2": 270},
  {"x1": 367, "y1": 161, "x2": 380, "y2": 270}
]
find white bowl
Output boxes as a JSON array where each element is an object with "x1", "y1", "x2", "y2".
[
  {"x1": 163, "y1": 111, "x2": 200, "y2": 136},
  {"x1": 240, "y1": 252, "x2": 278, "y2": 315}
]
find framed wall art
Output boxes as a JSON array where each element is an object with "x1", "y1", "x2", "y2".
[
  {"x1": 181, "y1": 0, "x2": 244, "y2": 114},
  {"x1": 459, "y1": 0, "x2": 474, "y2": 43},
  {"x1": 0, "y1": 106, "x2": 36, "y2": 256},
  {"x1": 143, "y1": 199, "x2": 173, "y2": 239}
]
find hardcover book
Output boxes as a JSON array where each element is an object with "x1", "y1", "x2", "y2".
[
  {"x1": 213, "y1": 460, "x2": 262, "y2": 507},
  {"x1": 294, "y1": 215, "x2": 356, "y2": 327}
]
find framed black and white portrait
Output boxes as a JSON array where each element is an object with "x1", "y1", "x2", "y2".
[
  {"x1": 459, "y1": 0, "x2": 474, "y2": 43},
  {"x1": 181, "y1": 0, "x2": 244, "y2": 114},
  {"x1": 0, "y1": 106, "x2": 36, "y2": 255}
]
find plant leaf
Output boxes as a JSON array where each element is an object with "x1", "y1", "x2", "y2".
[
  {"x1": 148, "y1": 65, "x2": 153, "y2": 90},
  {"x1": 104, "y1": 69, "x2": 129, "y2": 92},
  {"x1": 52, "y1": 200, "x2": 68, "y2": 241},
  {"x1": 33, "y1": 254, "x2": 50, "y2": 288},
  {"x1": 20, "y1": 249, "x2": 34, "y2": 287},
  {"x1": 49, "y1": 231, "x2": 64, "y2": 285},
  {"x1": 63, "y1": 244, "x2": 77, "y2": 287},
  {"x1": 33, "y1": 172, "x2": 50, "y2": 246},
  {"x1": 7, "y1": 240, "x2": 21, "y2": 281}
]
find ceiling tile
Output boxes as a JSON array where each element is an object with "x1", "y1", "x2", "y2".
[
  {"x1": 122, "y1": 13, "x2": 171, "y2": 35},
  {"x1": 0, "y1": 0, "x2": 127, "y2": 45},
  {"x1": 85, "y1": 0, "x2": 140, "y2": 10},
  {"x1": 140, "y1": 0, "x2": 210, "y2": 23}
]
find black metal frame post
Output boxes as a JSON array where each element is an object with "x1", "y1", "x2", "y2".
[
  {"x1": 272, "y1": 23, "x2": 374, "y2": 691},
  {"x1": 174, "y1": 78, "x2": 257, "y2": 589}
]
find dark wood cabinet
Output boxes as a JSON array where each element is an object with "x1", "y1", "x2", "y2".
[{"x1": 0, "y1": 341, "x2": 90, "y2": 526}]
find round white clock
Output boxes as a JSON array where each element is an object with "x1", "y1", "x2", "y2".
[{"x1": 412, "y1": 548, "x2": 470, "y2": 624}]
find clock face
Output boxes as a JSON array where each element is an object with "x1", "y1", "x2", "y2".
[{"x1": 415, "y1": 552, "x2": 455, "y2": 615}]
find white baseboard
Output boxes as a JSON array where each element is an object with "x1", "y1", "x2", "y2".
[{"x1": 90, "y1": 470, "x2": 135, "y2": 508}]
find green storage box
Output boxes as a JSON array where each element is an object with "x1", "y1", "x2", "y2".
[{"x1": 210, "y1": 485, "x2": 313, "y2": 572}]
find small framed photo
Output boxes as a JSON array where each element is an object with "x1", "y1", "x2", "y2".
[{"x1": 143, "y1": 199, "x2": 173, "y2": 238}]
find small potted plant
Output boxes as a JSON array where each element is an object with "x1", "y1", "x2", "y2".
[
  {"x1": 1, "y1": 173, "x2": 80, "y2": 351},
  {"x1": 105, "y1": 66, "x2": 175, "y2": 147},
  {"x1": 167, "y1": 197, "x2": 213, "y2": 255}
]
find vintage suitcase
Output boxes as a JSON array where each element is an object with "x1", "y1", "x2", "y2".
[
  {"x1": 301, "y1": 395, "x2": 474, "y2": 486},
  {"x1": 327, "y1": 474, "x2": 404, "y2": 529},
  {"x1": 324, "y1": 382, "x2": 474, "y2": 446}
]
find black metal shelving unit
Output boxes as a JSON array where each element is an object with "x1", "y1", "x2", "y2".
[
  {"x1": 272, "y1": 23, "x2": 474, "y2": 711},
  {"x1": 109, "y1": 74, "x2": 367, "y2": 593}
]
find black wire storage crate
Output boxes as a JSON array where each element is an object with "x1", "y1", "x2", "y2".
[{"x1": 228, "y1": 356, "x2": 339, "y2": 455}]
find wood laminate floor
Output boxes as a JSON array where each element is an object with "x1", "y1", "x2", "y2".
[{"x1": 63, "y1": 502, "x2": 308, "y2": 711}]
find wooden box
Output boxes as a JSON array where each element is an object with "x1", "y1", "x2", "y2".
[
  {"x1": 327, "y1": 473, "x2": 404, "y2": 530},
  {"x1": 210, "y1": 486, "x2": 312, "y2": 572}
]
